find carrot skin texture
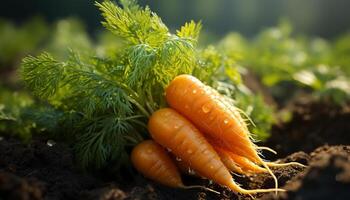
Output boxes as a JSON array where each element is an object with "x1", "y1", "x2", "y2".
[
  {"x1": 148, "y1": 108, "x2": 283, "y2": 194},
  {"x1": 208, "y1": 137, "x2": 267, "y2": 174},
  {"x1": 148, "y1": 108, "x2": 231, "y2": 187},
  {"x1": 131, "y1": 140, "x2": 183, "y2": 188},
  {"x1": 226, "y1": 150, "x2": 267, "y2": 174},
  {"x1": 165, "y1": 75, "x2": 260, "y2": 163},
  {"x1": 214, "y1": 146, "x2": 245, "y2": 174}
]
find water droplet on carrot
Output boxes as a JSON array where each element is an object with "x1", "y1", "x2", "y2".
[
  {"x1": 201, "y1": 105, "x2": 210, "y2": 113},
  {"x1": 187, "y1": 149, "x2": 193, "y2": 154},
  {"x1": 192, "y1": 89, "x2": 197, "y2": 94},
  {"x1": 174, "y1": 124, "x2": 179, "y2": 129},
  {"x1": 176, "y1": 157, "x2": 182, "y2": 161},
  {"x1": 223, "y1": 119, "x2": 229, "y2": 124},
  {"x1": 166, "y1": 148, "x2": 172, "y2": 152}
]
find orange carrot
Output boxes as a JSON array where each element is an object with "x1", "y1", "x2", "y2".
[
  {"x1": 131, "y1": 140, "x2": 183, "y2": 188},
  {"x1": 165, "y1": 74, "x2": 279, "y2": 191},
  {"x1": 148, "y1": 108, "x2": 284, "y2": 194},
  {"x1": 213, "y1": 146, "x2": 245, "y2": 175},
  {"x1": 131, "y1": 140, "x2": 219, "y2": 194},
  {"x1": 166, "y1": 75, "x2": 258, "y2": 161},
  {"x1": 206, "y1": 136, "x2": 267, "y2": 175},
  {"x1": 206, "y1": 137, "x2": 267, "y2": 174},
  {"x1": 215, "y1": 146, "x2": 267, "y2": 174}
]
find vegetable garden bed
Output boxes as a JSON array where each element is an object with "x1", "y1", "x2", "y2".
[{"x1": 1, "y1": 100, "x2": 349, "y2": 200}]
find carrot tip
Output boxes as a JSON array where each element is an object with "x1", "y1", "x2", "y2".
[
  {"x1": 234, "y1": 187, "x2": 286, "y2": 195},
  {"x1": 256, "y1": 146, "x2": 277, "y2": 155}
]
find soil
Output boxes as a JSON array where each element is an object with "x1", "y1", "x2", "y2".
[
  {"x1": 1, "y1": 101, "x2": 350, "y2": 200},
  {"x1": 264, "y1": 100, "x2": 350, "y2": 158}
]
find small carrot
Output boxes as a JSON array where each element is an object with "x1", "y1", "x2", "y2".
[
  {"x1": 131, "y1": 140, "x2": 219, "y2": 193},
  {"x1": 215, "y1": 146, "x2": 267, "y2": 174},
  {"x1": 213, "y1": 146, "x2": 245, "y2": 175},
  {"x1": 206, "y1": 137, "x2": 266, "y2": 174},
  {"x1": 148, "y1": 108, "x2": 284, "y2": 194},
  {"x1": 131, "y1": 140, "x2": 183, "y2": 188},
  {"x1": 165, "y1": 74, "x2": 279, "y2": 192},
  {"x1": 214, "y1": 139, "x2": 305, "y2": 171}
]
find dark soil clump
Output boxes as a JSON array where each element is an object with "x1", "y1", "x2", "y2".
[
  {"x1": 260, "y1": 145, "x2": 350, "y2": 200},
  {"x1": 0, "y1": 172, "x2": 44, "y2": 200},
  {"x1": 265, "y1": 101, "x2": 350, "y2": 158},
  {"x1": 0, "y1": 138, "x2": 102, "y2": 200}
]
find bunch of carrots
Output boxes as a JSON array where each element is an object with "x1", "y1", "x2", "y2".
[{"x1": 131, "y1": 74, "x2": 304, "y2": 195}]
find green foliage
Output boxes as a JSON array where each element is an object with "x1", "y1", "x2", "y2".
[
  {"x1": 0, "y1": 17, "x2": 48, "y2": 68},
  {"x1": 0, "y1": 87, "x2": 35, "y2": 140},
  {"x1": 331, "y1": 33, "x2": 350, "y2": 75},
  {"x1": 97, "y1": 1, "x2": 168, "y2": 46},
  {"x1": 218, "y1": 21, "x2": 350, "y2": 106},
  {"x1": 45, "y1": 18, "x2": 93, "y2": 60},
  {"x1": 20, "y1": 0, "x2": 209, "y2": 169},
  {"x1": 96, "y1": 31, "x2": 125, "y2": 58}
]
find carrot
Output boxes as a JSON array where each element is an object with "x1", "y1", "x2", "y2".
[
  {"x1": 256, "y1": 146, "x2": 277, "y2": 155},
  {"x1": 215, "y1": 146, "x2": 267, "y2": 174},
  {"x1": 131, "y1": 140, "x2": 219, "y2": 193},
  {"x1": 213, "y1": 139, "x2": 305, "y2": 171},
  {"x1": 165, "y1": 74, "x2": 279, "y2": 192},
  {"x1": 148, "y1": 108, "x2": 284, "y2": 194},
  {"x1": 131, "y1": 140, "x2": 183, "y2": 188},
  {"x1": 206, "y1": 137, "x2": 266, "y2": 174},
  {"x1": 213, "y1": 146, "x2": 245, "y2": 175}
]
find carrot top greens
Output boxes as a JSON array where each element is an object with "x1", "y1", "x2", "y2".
[{"x1": 19, "y1": 0, "x2": 250, "y2": 169}]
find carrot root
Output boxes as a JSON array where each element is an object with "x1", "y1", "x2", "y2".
[
  {"x1": 258, "y1": 158, "x2": 279, "y2": 194},
  {"x1": 266, "y1": 161, "x2": 306, "y2": 168},
  {"x1": 227, "y1": 181, "x2": 286, "y2": 195},
  {"x1": 256, "y1": 146, "x2": 277, "y2": 155}
]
